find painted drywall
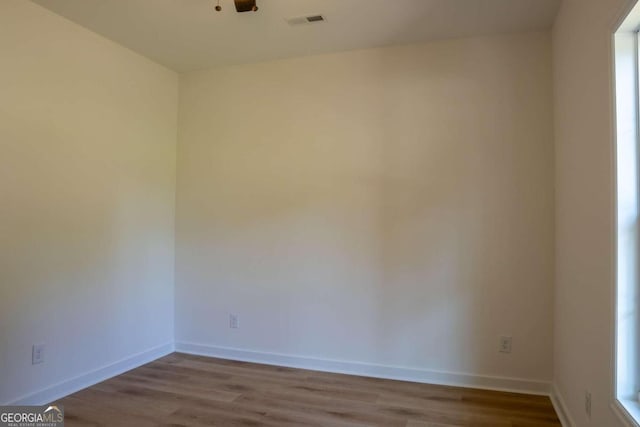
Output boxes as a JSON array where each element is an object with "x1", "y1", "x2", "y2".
[
  {"x1": 0, "y1": 1, "x2": 178, "y2": 404},
  {"x1": 552, "y1": 0, "x2": 636, "y2": 425},
  {"x1": 175, "y1": 32, "x2": 555, "y2": 386}
]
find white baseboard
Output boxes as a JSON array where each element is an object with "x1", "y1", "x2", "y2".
[
  {"x1": 175, "y1": 341, "x2": 551, "y2": 396},
  {"x1": 550, "y1": 383, "x2": 575, "y2": 427},
  {"x1": 6, "y1": 342, "x2": 175, "y2": 405}
]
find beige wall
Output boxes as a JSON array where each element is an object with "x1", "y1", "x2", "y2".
[
  {"x1": 552, "y1": 0, "x2": 635, "y2": 425},
  {"x1": 175, "y1": 32, "x2": 555, "y2": 385},
  {"x1": 0, "y1": 1, "x2": 178, "y2": 404}
]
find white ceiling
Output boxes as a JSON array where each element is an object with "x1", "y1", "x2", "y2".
[{"x1": 32, "y1": 0, "x2": 561, "y2": 72}]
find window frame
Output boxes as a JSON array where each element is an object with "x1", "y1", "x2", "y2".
[{"x1": 613, "y1": 2, "x2": 640, "y2": 426}]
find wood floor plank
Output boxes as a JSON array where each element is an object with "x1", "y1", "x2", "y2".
[
  {"x1": 377, "y1": 391, "x2": 558, "y2": 422},
  {"x1": 109, "y1": 374, "x2": 241, "y2": 403},
  {"x1": 233, "y1": 391, "x2": 406, "y2": 427},
  {"x1": 406, "y1": 421, "x2": 462, "y2": 427},
  {"x1": 53, "y1": 352, "x2": 561, "y2": 427}
]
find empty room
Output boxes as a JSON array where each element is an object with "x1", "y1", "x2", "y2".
[{"x1": 2, "y1": 0, "x2": 640, "y2": 426}]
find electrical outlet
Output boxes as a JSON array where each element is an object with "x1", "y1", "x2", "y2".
[
  {"x1": 32, "y1": 344, "x2": 45, "y2": 365},
  {"x1": 499, "y1": 336, "x2": 512, "y2": 353},
  {"x1": 229, "y1": 314, "x2": 239, "y2": 329},
  {"x1": 585, "y1": 391, "x2": 592, "y2": 418}
]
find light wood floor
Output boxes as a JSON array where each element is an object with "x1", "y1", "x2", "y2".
[{"x1": 55, "y1": 352, "x2": 561, "y2": 426}]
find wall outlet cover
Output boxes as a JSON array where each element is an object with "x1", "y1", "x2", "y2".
[
  {"x1": 585, "y1": 391, "x2": 592, "y2": 418},
  {"x1": 499, "y1": 336, "x2": 512, "y2": 353},
  {"x1": 32, "y1": 344, "x2": 45, "y2": 365},
  {"x1": 229, "y1": 314, "x2": 239, "y2": 329}
]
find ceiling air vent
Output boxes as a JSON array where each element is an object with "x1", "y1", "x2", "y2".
[{"x1": 286, "y1": 15, "x2": 326, "y2": 26}]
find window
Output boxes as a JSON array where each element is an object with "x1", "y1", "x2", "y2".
[{"x1": 615, "y1": 4, "x2": 640, "y2": 426}]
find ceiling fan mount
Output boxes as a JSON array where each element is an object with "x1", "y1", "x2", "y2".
[{"x1": 215, "y1": 0, "x2": 259, "y2": 13}]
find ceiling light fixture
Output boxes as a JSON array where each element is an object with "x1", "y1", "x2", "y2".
[{"x1": 214, "y1": 0, "x2": 259, "y2": 13}]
